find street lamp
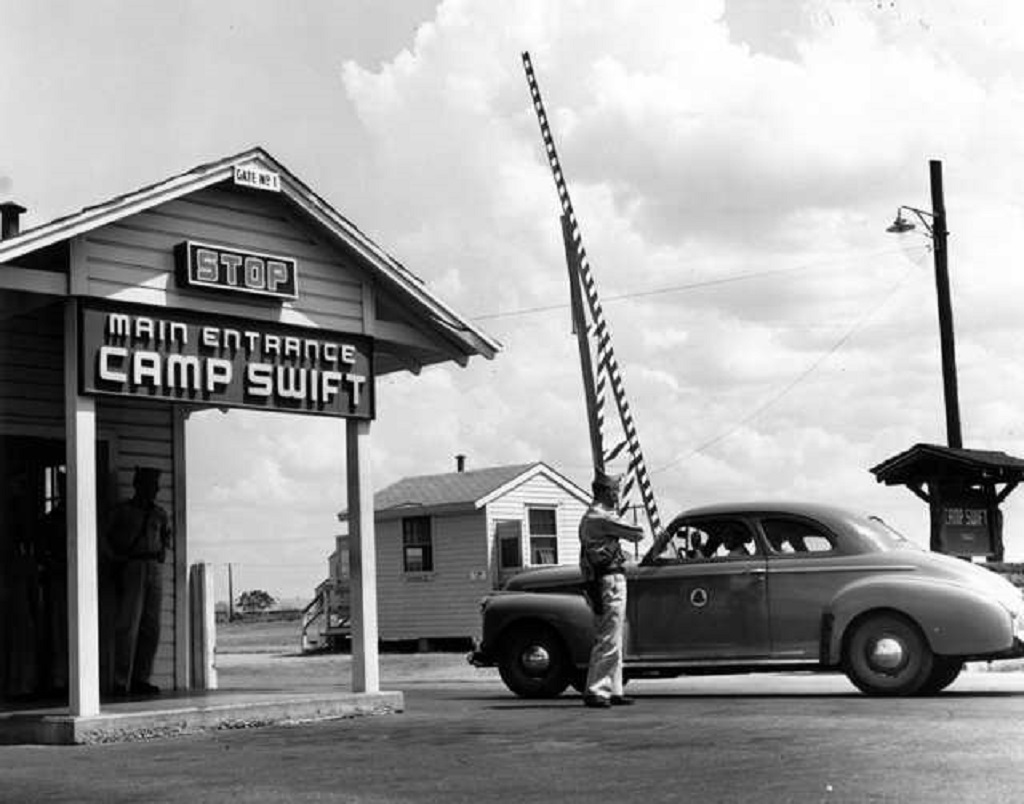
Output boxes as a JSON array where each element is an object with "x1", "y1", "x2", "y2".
[{"x1": 887, "y1": 159, "x2": 962, "y2": 449}]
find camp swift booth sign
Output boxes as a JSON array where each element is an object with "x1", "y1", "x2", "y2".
[
  {"x1": 80, "y1": 304, "x2": 373, "y2": 417},
  {"x1": 0, "y1": 149, "x2": 498, "y2": 743}
]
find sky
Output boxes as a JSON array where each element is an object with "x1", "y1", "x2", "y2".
[{"x1": 4, "y1": 0, "x2": 1024, "y2": 602}]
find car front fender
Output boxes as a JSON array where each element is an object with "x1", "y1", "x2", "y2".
[
  {"x1": 480, "y1": 591, "x2": 595, "y2": 665},
  {"x1": 824, "y1": 576, "x2": 1014, "y2": 664}
]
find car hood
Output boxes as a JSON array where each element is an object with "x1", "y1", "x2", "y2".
[{"x1": 503, "y1": 565, "x2": 584, "y2": 592}]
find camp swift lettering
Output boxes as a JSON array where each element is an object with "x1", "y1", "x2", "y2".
[
  {"x1": 247, "y1": 364, "x2": 366, "y2": 405},
  {"x1": 97, "y1": 349, "x2": 366, "y2": 406}
]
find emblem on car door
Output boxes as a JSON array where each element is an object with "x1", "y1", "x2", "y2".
[{"x1": 689, "y1": 587, "x2": 709, "y2": 608}]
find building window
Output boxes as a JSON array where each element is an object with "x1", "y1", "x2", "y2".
[
  {"x1": 43, "y1": 464, "x2": 66, "y2": 515},
  {"x1": 528, "y1": 507, "x2": 558, "y2": 565},
  {"x1": 402, "y1": 516, "x2": 433, "y2": 572}
]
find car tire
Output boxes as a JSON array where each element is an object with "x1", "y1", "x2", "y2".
[
  {"x1": 842, "y1": 612, "x2": 934, "y2": 696},
  {"x1": 916, "y1": 657, "x2": 964, "y2": 695},
  {"x1": 497, "y1": 625, "x2": 571, "y2": 699}
]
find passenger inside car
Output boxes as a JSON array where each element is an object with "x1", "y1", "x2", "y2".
[
  {"x1": 645, "y1": 519, "x2": 759, "y2": 564},
  {"x1": 691, "y1": 522, "x2": 756, "y2": 559}
]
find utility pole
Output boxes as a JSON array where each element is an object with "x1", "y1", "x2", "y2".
[
  {"x1": 929, "y1": 159, "x2": 962, "y2": 449},
  {"x1": 227, "y1": 563, "x2": 234, "y2": 622},
  {"x1": 562, "y1": 214, "x2": 604, "y2": 475}
]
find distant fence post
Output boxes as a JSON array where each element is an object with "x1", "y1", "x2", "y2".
[{"x1": 189, "y1": 562, "x2": 218, "y2": 690}]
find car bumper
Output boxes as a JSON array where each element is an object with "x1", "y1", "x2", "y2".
[
  {"x1": 971, "y1": 637, "x2": 1024, "y2": 663},
  {"x1": 1003, "y1": 637, "x2": 1024, "y2": 659},
  {"x1": 467, "y1": 639, "x2": 494, "y2": 668}
]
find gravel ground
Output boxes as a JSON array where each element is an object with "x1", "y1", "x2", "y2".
[
  {"x1": 214, "y1": 619, "x2": 497, "y2": 688},
  {"x1": 212, "y1": 617, "x2": 1024, "y2": 692}
]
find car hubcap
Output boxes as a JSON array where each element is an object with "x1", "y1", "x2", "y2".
[
  {"x1": 521, "y1": 645, "x2": 551, "y2": 675},
  {"x1": 868, "y1": 636, "x2": 906, "y2": 674}
]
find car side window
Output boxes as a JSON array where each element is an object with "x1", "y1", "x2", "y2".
[
  {"x1": 761, "y1": 517, "x2": 835, "y2": 555},
  {"x1": 650, "y1": 526, "x2": 701, "y2": 564},
  {"x1": 656, "y1": 519, "x2": 756, "y2": 561},
  {"x1": 648, "y1": 518, "x2": 762, "y2": 564}
]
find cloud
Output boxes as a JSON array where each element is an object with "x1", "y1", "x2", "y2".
[
  {"x1": 327, "y1": 0, "x2": 1024, "y2": 562},
  {"x1": 11, "y1": 0, "x2": 1022, "y2": 597}
]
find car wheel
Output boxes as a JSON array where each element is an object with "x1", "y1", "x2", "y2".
[
  {"x1": 842, "y1": 612, "x2": 934, "y2": 696},
  {"x1": 497, "y1": 625, "x2": 571, "y2": 698},
  {"x1": 917, "y1": 657, "x2": 964, "y2": 695}
]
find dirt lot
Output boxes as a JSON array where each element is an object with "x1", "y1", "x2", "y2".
[{"x1": 214, "y1": 619, "x2": 496, "y2": 688}]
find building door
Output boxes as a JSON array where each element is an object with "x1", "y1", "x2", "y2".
[
  {"x1": 495, "y1": 520, "x2": 523, "y2": 588},
  {"x1": 0, "y1": 436, "x2": 109, "y2": 703}
]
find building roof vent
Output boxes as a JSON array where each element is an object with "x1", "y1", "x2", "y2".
[
  {"x1": 0, "y1": 202, "x2": 26, "y2": 240},
  {"x1": 455, "y1": 454, "x2": 466, "y2": 473}
]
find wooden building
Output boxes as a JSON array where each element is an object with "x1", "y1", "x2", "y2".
[
  {"x1": 0, "y1": 148, "x2": 497, "y2": 740},
  {"x1": 315, "y1": 461, "x2": 590, "y2": 646}
]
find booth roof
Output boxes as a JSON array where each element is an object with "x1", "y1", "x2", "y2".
[
  {"x1": 870, "y1": 442, "x2": 1024, "y2": 486},
  {"x1": 337, "y1": 461, "x2": 590, "y2": 521},
  {"x1": 0, "y1": 146, "x2": 500, "y2": 368}
]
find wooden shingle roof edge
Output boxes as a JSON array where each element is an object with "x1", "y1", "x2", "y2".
[
  {"x1": 870, "y1": 442, "x2": 1024, "y2": 486},
  {"x1": 337, "y1": 461, "x2": 590, "y2": 521},
  {"x1": 0, "y1": 146, "x2": 500, "y2": 361}
]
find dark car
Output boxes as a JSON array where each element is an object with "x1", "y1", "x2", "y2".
[{"x1": 470, "y1": 502, "x2": 1024, "y2": 696}]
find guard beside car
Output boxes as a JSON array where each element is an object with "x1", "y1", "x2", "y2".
[{"x1": 578, "y1": 472, "x2": 644, "y2": 708}]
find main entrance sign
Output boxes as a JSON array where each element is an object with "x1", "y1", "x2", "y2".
[{"x1": 80, "y1": 302, "x2": 374, "y2": 419}]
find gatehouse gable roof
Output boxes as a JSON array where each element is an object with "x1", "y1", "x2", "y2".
[{"x1": 0, "y1": 147, "x2": 499, "y2": 371}]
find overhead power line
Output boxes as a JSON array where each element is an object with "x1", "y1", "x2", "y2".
[
  {"x1": 471, "y1": 245, "x2": 928, "y2": 322},
  {"x1": 649, "y1": 248, "x2": 929, "y2": 476}
]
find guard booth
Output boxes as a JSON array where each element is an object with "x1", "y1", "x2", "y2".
[
  {"x1": 0, "y1": 149, "x2": 498, "y2": 742},
  {"x1": 870, "y1": 443, "x2": 1024, "y2": 561}
]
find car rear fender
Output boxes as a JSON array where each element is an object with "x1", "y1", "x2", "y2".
[
  {"x1": 482, "y1": 592, "x2": 594, "y2": 665},
  {"x1": 824, "y1": 576, "x2": 1014, "y2": 663}
]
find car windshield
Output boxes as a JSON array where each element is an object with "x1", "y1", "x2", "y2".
[{"x1": 850, "y1": 514, "x2": 922, "y2": 552}]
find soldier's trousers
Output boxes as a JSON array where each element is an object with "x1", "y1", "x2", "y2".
[
  {"x1": 585, "y1": 572, "x2": 626, "y2": 700},
  {"x1": 111, "y1": 559, "x2": 163, "y2": 691}
]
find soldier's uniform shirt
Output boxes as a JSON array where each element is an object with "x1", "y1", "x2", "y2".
[{"x1": 105, "y1": 499, "x2": 171, "y2": 560}]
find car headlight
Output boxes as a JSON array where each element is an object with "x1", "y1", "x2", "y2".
[{"x1": 1006, "y1": 594, "x2": 1024, "y2": 640}]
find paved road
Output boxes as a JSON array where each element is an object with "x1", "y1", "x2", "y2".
[{"x1": 2, "y1": 671, "x2": 1023, "y2": 803}]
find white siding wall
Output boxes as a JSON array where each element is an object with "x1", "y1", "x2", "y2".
[
  {"x1": 78, "y1": 185, "x2": 367, "y2": 333},
  {"x1": 368, "y1": 474, "x2": 589, "y2": 642},
  {"x1": 0, "y1": 303, "x2": 64, "y2": 432},
  {"x1": 374, "y1": 511, "x2": 490, "y2": 641},
  {"x1": 485, "y1": 474, "x2": 589, "y2": 577}
]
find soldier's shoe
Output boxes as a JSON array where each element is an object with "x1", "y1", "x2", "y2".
[
  {"x1": 130, "y1": 681, "x2": 160, "y2": 696},
  {"x1": 583, "y1": 694, "x2": 611, "y2": 708},
  {"x1": 610, "y1": 695, "x2": 635, "y2": 706}
]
